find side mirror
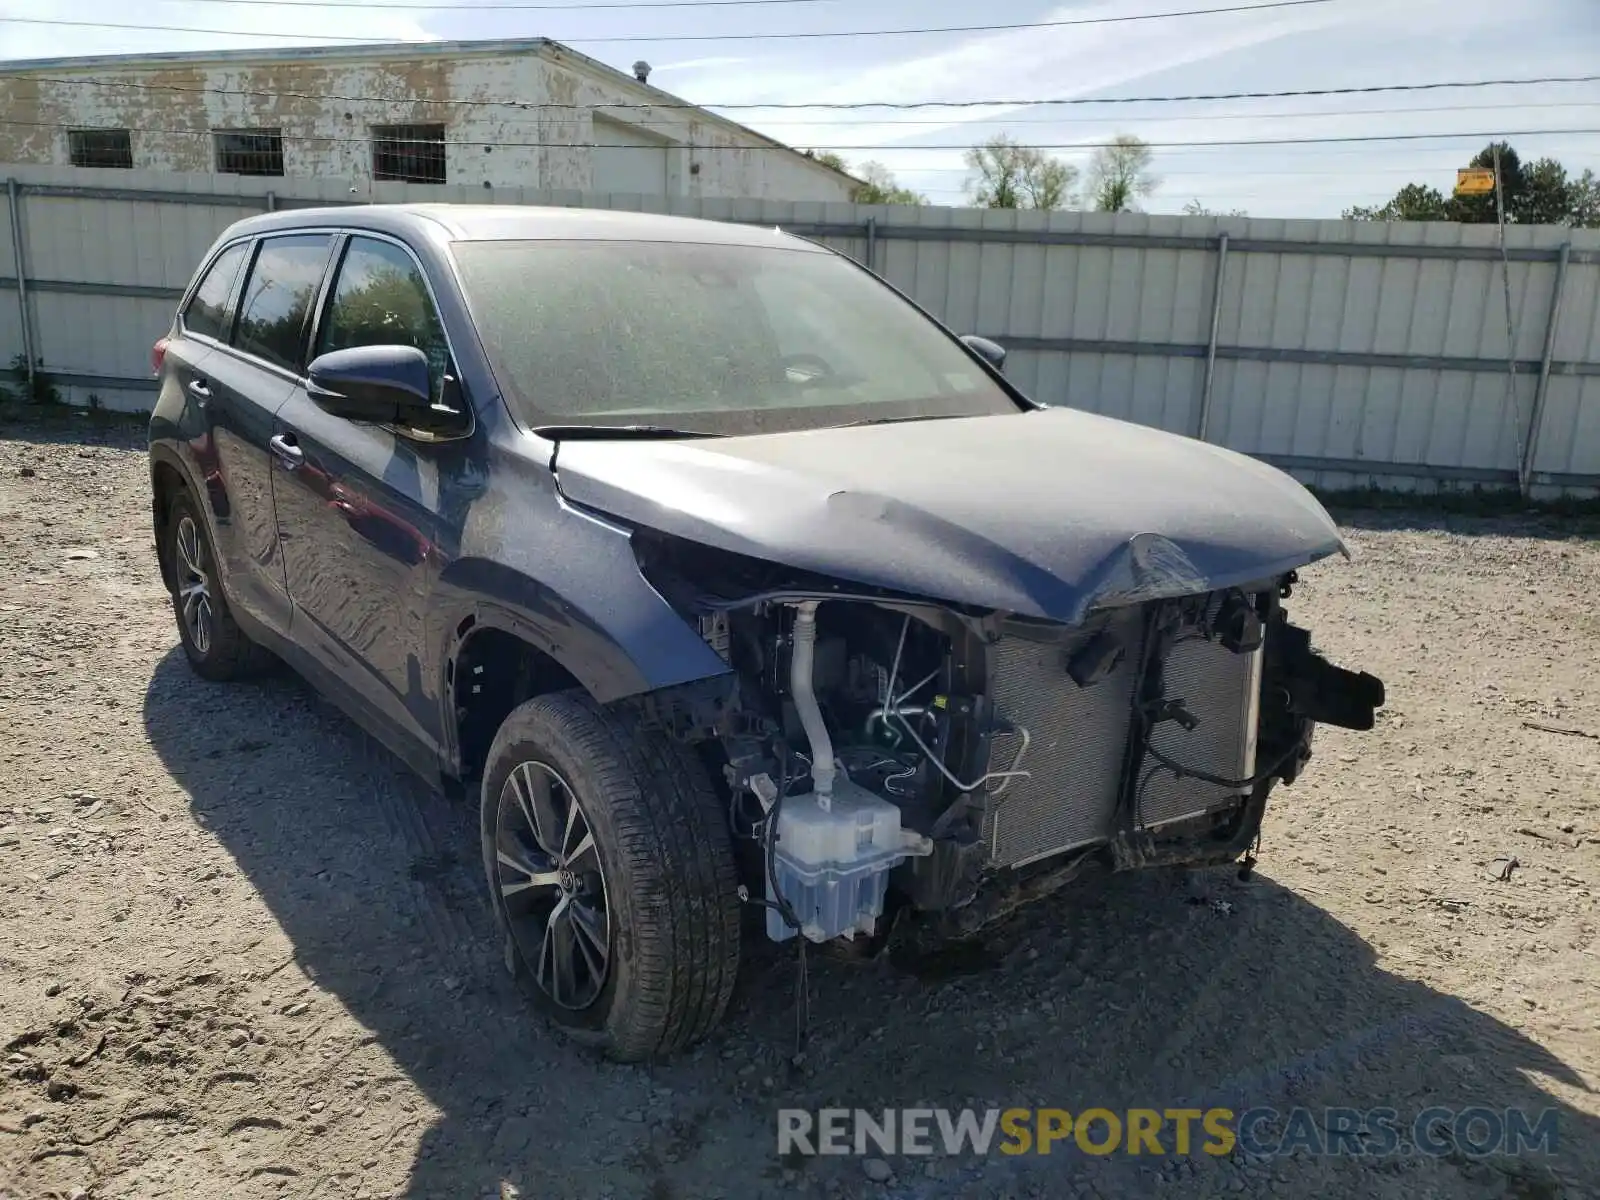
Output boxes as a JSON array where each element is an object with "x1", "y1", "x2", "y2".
[
  {"x1": 307, "y1": 345, "x2": 439, "y2": 426},
  {"x1": 961, "y1": 334, "x2": 1006, "y2": 373}
]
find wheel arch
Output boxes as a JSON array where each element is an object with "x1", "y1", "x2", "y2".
[
  {"x1": 448, "y1": 616, "x2": 582, "y2": 784},
  {"x1": 149, "y1": 447, "x2": 198, "y2": 593},
  {"x1": 440, "y1": 595, "x2": 732, "y2": 784}
]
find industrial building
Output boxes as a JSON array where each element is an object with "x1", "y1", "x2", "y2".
[{"x1": 0, "y1": 37, "x2": 855, "y2": 202}]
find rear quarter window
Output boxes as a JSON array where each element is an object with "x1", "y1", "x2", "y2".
[{"x1": 182, "y1": 242, "x2": 250, "y2": 342}]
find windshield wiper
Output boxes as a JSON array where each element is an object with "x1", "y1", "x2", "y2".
[
  {"x1": 831, "y1": 412, "x2": 985, "y2": 430},
  {"x1": 532, "y1": 424, "x2": 722, "y2": 440}
]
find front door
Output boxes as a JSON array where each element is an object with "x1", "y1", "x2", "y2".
[{"x1": 270, "y1": 233, "x2": 478, "y2": 771}]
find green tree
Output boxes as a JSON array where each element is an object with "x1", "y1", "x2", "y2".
[
  {"x1": 1443, "y1": 142, "x2": 1522, "y2": 224},
  {"x1": 1022, "y1": 156, "x2": 1076, "y2": 210},
  {"x1": 1182, "y1": 198, "x2": 1249, "y2": 217},
  {"x1": 1087, "y1": 134, "x2": 1159, "y2": 212},
  {"x1": 964, "y1": 134, "x2": 1078, "y2": 210},
  {"x1": 1345, "y1": 142, "x2": 1600, "y2": 227},
  {"x1": 1519, "y1": 156, "x2": 1577, "y2": 225},
  {"x1": 851, "y1": 160, "x2": 927, "y2": 205},
  {"x1": 1343, "y1": 183, "x2": 1448, "y2": 222},
  {"x1": 1570, "y1": 169, "x2": 1600, "y2": 227},
  {"x1": 811, "y1": 153, "x2": 925, "y2": 204}
]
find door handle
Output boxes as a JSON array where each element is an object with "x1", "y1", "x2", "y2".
[
  {"x1": 269, "y1": 433, "x2": 304, "y2": 469},
  {"x1": 187, "y1": 379, "x2": 211, "y2": 403}
]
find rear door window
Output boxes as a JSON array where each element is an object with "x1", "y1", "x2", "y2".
[
  {"x1": 182, "y1": 241, "x2": 250, "y2": 343},
  {"x1": 232, "y1": 234, "x2": 335, "y2": 373}
]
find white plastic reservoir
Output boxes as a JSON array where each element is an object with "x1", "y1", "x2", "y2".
[{"x1": 766, "y1": 779, "x2": 931, "y2": 943}]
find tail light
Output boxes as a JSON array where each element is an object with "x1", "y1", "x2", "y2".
[{"x1": 151, "y1": 336, "x2": 170, "y2": 376}]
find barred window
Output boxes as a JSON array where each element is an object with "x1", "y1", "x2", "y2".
[
  {"x1": 215, "y1": 129, "x2": 284, "y2": 177},
  {"x1": 68, "y1": 129, "x2": 133, "y2": 169},
  {"x1": 371, "y1": 124, "x2": 447, "y2": 184}
]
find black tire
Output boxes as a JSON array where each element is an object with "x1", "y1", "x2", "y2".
[
  {"x1": 165, "y1": 490, "x2": 274, "y2": 682},
  {"x1": 480, "y1": 690, "x2": 741, "y2": 1061}
]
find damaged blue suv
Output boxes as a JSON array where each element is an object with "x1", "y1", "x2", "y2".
[{"x1": 148, "y1": 204, "x2": 1383, "y2": 1060}]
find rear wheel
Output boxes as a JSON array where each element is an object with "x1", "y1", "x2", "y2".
[
  {"x1": 165, "y1": 491, "x2": 273, "y2": 681},
  {"x1": 481, "y1": 691, "x2": 741, "y2": 1061}
]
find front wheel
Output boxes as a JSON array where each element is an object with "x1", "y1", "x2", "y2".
[{"x1": 480, "y1": 691, "x2": 741, "y2": 1061}]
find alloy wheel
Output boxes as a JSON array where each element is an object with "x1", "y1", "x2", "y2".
[
  {"x1": 175, "y1": 515, "x2": 214, "y2": 656},
  {"x1": 496, "y1": 761, "x2": 612, "y2": 1010}
]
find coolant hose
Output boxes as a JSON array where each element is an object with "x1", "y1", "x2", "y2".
[{"x1": 789, "y1": 601, "x2": 836, "y2": 808}]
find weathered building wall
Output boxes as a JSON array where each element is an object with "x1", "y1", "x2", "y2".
[{"x1": 0, "y1": 42, "x2": 852, "y2": 202}]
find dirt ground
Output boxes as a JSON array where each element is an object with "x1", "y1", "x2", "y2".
[{"x1": 1, "y1": 418, "x2": 1597, "y2": 1200}]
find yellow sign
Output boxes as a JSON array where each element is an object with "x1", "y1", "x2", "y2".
[{"x1": 1455, "y1": 168, "x2": 1496, "y2": 195}]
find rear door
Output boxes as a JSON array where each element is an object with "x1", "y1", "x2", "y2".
[
  {"x1": 166, "y1": 236, "x2": 303, "y2": 639},
  {"x1": 202, "y1": 232, "x2": 338, "y2": 635},
  {"x1": 270, "y1": 232, "x2": 473, "y2": 774}
]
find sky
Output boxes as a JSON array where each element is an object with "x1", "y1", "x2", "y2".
[{"x1": 1, "y1": 0, "x2": 1597, "y2": 217}]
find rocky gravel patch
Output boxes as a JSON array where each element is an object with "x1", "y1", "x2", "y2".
[{"x1": 1, "y1": 421, "x2": 1597, "y2": 1200}]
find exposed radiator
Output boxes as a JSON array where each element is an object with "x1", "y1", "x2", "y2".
[
  {"x1": 1137, "y1": 632, "x2": 1261, "y2": 830},
  {"x1": 981, "y1": 601, "x2": 1261, "y2": 870},
  {"x1": 981, "y1": 610, "x2": 1144, "y2": 870}
]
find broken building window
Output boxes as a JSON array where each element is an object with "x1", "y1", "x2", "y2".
[
  {"x1": 68, "y1": 129, "x2": 133, "y2": 169},
  {"x1": 371, "y1": 124, "x2": 447, "y2": 185},
  {"x1": 214, "y1": 129, "x2": 285, "y2": 177}
]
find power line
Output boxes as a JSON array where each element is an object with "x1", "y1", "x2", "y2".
[
  {"x1": 854, "y1": 129, "x2": 1600, "y2": 151},
  {"x1": 890, "y1": 143, "x2": 1600, "y2": 172},
  {"x1": 19, "y1": 70, "x2": 1600, "y2": 115},
  {"x1": 856, "y1": 129, "x2": 1600, "y2": 151},
  {"x1": 21, "y1": 71, "x2": 1600, "y2": 119},
  {"x1": 26, "y1": 73, "x2": 1598, "y2": 156},
  {"x1": 911, "y1": 161, "x2": 1582, "y2": 179},
  {"x1": 0, "y1": 2, "x2": 1338, "y2": 44},
  {"x1": 9, "y1": 115, "x2": 1598, "y2": 152},
  {"x1": 672, "y1": 100, "x2": 1600, "y2": 127},
  {"x1": 542, "y1": 99, "x2": 1600, "y2": 134}
]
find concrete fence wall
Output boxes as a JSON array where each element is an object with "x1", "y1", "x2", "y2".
[{"x1": 3, "y1": 161, "x2": 1598, "y2": 496}]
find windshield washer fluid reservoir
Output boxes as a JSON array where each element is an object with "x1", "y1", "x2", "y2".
[{"x1": 766, "y1": 779, "x2": 932, "y2": 943}]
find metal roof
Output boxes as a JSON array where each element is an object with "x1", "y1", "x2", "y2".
[{"x1": 0, "y1": 36, "x2": 567, "y2": 74}]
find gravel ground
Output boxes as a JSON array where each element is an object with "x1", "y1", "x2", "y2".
[{"x1": 1, "y1": 419, "x2": 1598, "y2": 1200}]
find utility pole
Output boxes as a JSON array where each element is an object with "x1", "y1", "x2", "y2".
[{"x1": 1490, "y1": 144, "x2": 1529, "y2": 498}]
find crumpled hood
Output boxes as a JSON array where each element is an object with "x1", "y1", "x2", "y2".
[{"x1": 552, "y1": 407, "x2": 1347, "y2": 624}]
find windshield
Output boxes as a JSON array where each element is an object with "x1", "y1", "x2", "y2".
[{"x1": 451, "y1": 238, "x2": 1020, "y2": 435}]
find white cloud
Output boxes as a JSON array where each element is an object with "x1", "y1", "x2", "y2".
[
  {"x1": 679, "y1": 0, "x2": 1600, "y2": 216},
  {"x1": 1, "y1": 0, "x2": 1593, "y2": 216},
  {"x1": 697, "y1": 0, "x2": 1361, "y2": 150},
  {"x1": 0, "y1": 0, "x2": 436, "y2": 61},
  {"x1": 649, "y1": 56, "x2": 750, "y2": 74}
]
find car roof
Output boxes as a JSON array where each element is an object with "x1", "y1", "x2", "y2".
[{"x1": 222, "y1": 204, "x2": 828, "y2": 252}]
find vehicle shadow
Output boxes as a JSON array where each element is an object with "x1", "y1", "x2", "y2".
[{"x1": 143, "y1": 649, "x2": 1599, "y2": 1200}]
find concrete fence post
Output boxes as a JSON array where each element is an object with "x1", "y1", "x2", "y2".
[
  {"x1": 1196, "y1": 231, "x2": 1230, "y2": 442},
  {"x1": 864, "y1": 216, "x2": 877, "y2": 274},
  {"x1": 6, "y1": 179, "x2": 37, "y2": 398},
  {"x1": 1521, "y1": 242, "x2": 1571, "y2": 497}
]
